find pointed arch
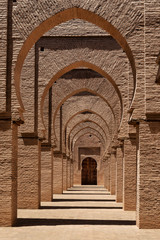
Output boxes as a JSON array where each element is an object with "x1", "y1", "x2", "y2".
[{"x1": 14, "y1": 7, "x2": 136, "y2": 119}]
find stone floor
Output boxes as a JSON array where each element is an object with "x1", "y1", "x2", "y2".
[{"x1": 1, "y1": 186, "x2": 160, "y2": 240}]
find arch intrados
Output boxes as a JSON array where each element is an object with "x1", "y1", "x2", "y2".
[
  {"x1": 63, "y1": 109, "x2": 111, "y2": 144},
  {"x1": 68, "y1": 121, "x2": 108, "y2": 156},
  {"x1": 53, "y1": 88, "x2": 118, "y2": 141},
  {"x1": 71, "y1": 126, "x2": 106, "y2": 151},
  {"x1": 73, "y1": 132, "x2": 105, "y2": 152},
  {"x1": 68, "y1": 119, "x2": 108, "y2": 147},
  {"x1": 14, "y1": 7, "x2": 136, "y2": 119},
  {"x1": 41, "y1": 61, "x2": 123, "y2": 129}
]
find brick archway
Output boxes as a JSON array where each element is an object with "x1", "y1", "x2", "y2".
[{"x1": 14, "y1": 7, "x2": 136, "y2": 120}]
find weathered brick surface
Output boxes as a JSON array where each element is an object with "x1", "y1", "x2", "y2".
[
  {"x1": 70, "y1": 161, "x2": 74, "y2": 187},
  {"x1": 110, "y1": 152, "x2": 116, "y2": 195},
  {"x1": 63, "y1": 156, "x2": 67, "y2": 191},
  {"x1": 116, "y1": 147, "x2": 123, "y2": 203},
  {"x1": 145, "y1": 1, "x2": 160, "y2": 113},
  {"x1": 0, "y1": 1, "x2": 7, "y2": 112},
  {"x1": 0, "y1": 121, "x2": 17, "y2": 226},
  {"x1": 1, "y1": 0, "x2": 160, "y2": 229},
  {"x1": 18, "y1": 138, "x2": 41, "y2": 209},
  {"x1": 41, "y1": 147, "x2": 53, "y2": 202},
  {"x1": 53, "y1": 153, "x2": 63, "y2": 194},
  {"x1": 123, "y1": 138, "x2": 136, "y2": 211},
  {"x1": 67, "y1": 158, "x2": 71, "y2": 189},
  {"x1": 104, "y1": 158, "x2": 110, "y2": 191},
  {"x1": 137, "y1": 122, "x2": 160, "y2": 229}
]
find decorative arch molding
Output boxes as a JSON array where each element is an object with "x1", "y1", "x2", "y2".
[
  {"x1": 41, "y1": 61, "x2": 123, "y2": 133},
  {"x1": 71, "y1": 126, "x2": 106, "y2": 152},
  {"x1": 68, "y1": 120, "x2": 108, "y2": 149},
  {"x1": 52, "y1": 88, "x2": 118, "y2": 142},
  {"x1": 14, "y1": 7, "x2": 136, "y2": 120},
  {"x1": 63, "y1": 109, "x2": 111, "y2": 151}
]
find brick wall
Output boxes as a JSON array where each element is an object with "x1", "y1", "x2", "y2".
[
  {"x1": 123, "y1": 137, "x2": 136, "y2": 211},
  {"x1": 116, "y1": 146, "x2": 123, "y2": 203},
  {"x1": 41, "y1": 147, "x2": 53, "y2": 202},
  {"x1": 137, "y1": 121, "x2": 160, "y2": 228},
  {"x1": 110, "y1": 152, "x2": 116, "y2": 195},
  {"x1": 18, "y1": 137, "x2": 41, "y2": 209},
  {"x1": 53, "y1": 153, "x2": 63, "y2": 194},
  {"x1": 63, "y1": 156, "x2": 67, "y2": 191},
  {"x1": 0, "y1": 121, "x2": 17, "y2": 226}
]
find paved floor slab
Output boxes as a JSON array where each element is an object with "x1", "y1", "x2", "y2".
[{"x1": 0, "y1": 186, "x2": 160, "y2": 240}]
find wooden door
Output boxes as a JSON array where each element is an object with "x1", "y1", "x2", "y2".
[{"x1": 82, "y1": 158, "x2": 97, "y2": 185}]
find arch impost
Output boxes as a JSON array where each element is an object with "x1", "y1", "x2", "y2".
[
  {"x1": 62, "y1": 152, "x2": 67, "y2": 158},
  {"x1": 53, "y1": 151, "x2": 63, "y2": 158}
]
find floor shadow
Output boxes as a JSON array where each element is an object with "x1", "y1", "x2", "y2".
[
  {"x1": 40, "y1": 206, "x2": 123, "y2": 210},
  {"x1": 16, "y1": 218, "x2": 136, "y2": 227},
  {"x1": 52, "y1": 199, "x2": 116, "y2": 202}
]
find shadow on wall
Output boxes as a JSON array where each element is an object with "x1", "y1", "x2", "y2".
[{"x1": 38, "y1": 36, "x2": 121, "y2": 51}]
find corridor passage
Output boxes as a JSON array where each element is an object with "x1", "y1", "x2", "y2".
[{"x1": 0, "y1": 186, "x2": 160, "y2": 240}]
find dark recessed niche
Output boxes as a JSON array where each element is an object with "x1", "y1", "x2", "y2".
[
  {"x1": 60, "y1": 69, "x2": 102, "y2": 79},
  {"x1": 13, "y1": 0, "x2": 17, "y2": 2},
  {"x1": 40, "y1": 47, "x2": 44, "y2": 51},
  {"x1": 89, "y1": 135, "x2": 92, "y2": 137},
  {"x1": 73, "y1": 91, "x2": 96, "y2": 97},
  {"x1": 81, "y1": 111, "x2": 93, "y2": 115}
]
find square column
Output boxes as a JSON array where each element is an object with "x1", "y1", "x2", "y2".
[
  {"x1": 53, "y1": 152, "x2": 63, "y2": 194},
  {"x1": 110, "y1": 151, "x2": 116, "y2": 195},
  {"x1": 106, "y1": 156, "x2": 111, "y2": 191},
  {"x1": 41, "y1": 145, "x2": 53, "y2": 202},
  {"x1": 137, "y1": 121, "x2": 160, "y2": 228},
  {"x1": 70, "y1": 159, "x2": 74, "y2": 187},
  {"x1": 18, "y1": 135, "x2": 41, "y2": 209},
  {"x1": 123, "y1": 136, "x2": 136, "y2": 211},
  {"x1": 116, "y1": 145, "x2": 123, "y2": 203},
  {"x1": 103, "y1": 160, "x2": 107, "y2": 189},
  {"x1": 62, "y1": 154, "x2": 67, "y2": 191},
  {"x1": 67, "y1": 157, "x2": 71, "y2": 189},
  {"x1": 0, "y1": 121, "x2": 18, "y2": 226}
]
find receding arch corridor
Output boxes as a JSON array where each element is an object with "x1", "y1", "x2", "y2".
[{"x1": 1, "y1": 186, "x2": 160, "y2": 240}]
